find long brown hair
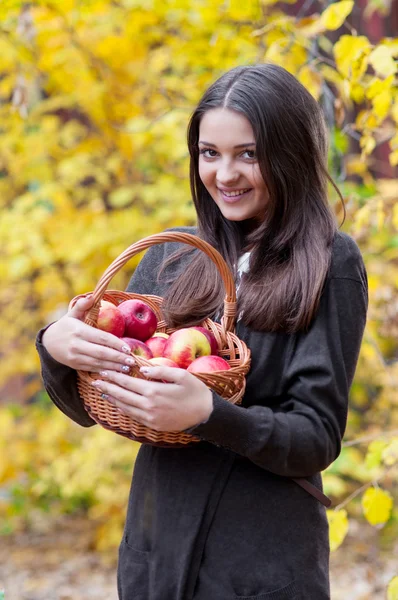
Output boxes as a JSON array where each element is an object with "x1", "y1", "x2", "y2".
[{"x1": 157, "y1": 63, "x2": 341, "y2": 333}]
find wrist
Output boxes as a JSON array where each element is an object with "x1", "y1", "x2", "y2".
[
  {"x1": 40, "y1": 322, "x2": 58, "y2": 355},
  {"x1": 188, "y1": 388, "x2": 213, "y2": 431},
  {"x1": 202, "y1": 387, "x2": 213, "y2": 423}
]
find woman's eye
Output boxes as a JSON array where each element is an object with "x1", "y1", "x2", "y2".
[
  {"x1": 199, "y1": 148, "x2": 218, "y2": 158},
  {"x1": 243, "y1": 150, "x2": 256, "y2": 159}
]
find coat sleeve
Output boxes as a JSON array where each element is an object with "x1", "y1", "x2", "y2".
[
  {"x1": 189, "y1": 270, "x2": 368, "y2": 478},
  {"x1": 35, "y1": 244, "x2": 163, "y2": 427}
]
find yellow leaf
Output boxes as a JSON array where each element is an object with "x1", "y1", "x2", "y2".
[
  {"x1": 372, "y1": 89, "x2": 392, "y2": 121},
  {"x1": 368, "y1": 45, "x2": 398, "y2": 78},
  {"x1": 350, "y1": 82, "x2": 365, "y2": 103},
  {"x1": 392, "y1": 101, "x2": 398, "y2": 123},
  {"x1": 362, "y1": 487, "x2": 393, "y2": 526},
  {"x1": 376, "y1": 198, "x2": 385, "y2": 229},
  {"x1": 321, "y1": 1, "x2": 354, "y2": 31},
  {"x1": 297, "y1": 66, "x2": 323, "y2": 100},
  {"x1": 387, "y1": 576, "x2": 398, "y2": 600},
  {"x1": 334, "y1": 35, "x2": 371, "y2": 79},
  {"x1": 382, "y1": 439, "x2": 398, "y2": 466},
  {"x1": 360, "y1": 134, "x2": 376, "y2": 157},
  {"x1": 327, "y1": 509, "x2": 349, "y2": 551},
  {"x1": 296, "y1": 14, "x2": 324, "y2": 37},
  {"x1": 390, "y1": 151, "x2": 398, "y2": 167},
  {"x1": 365, "y1": 440, "x2": 388, "y2": 469},
  {"x1": 366, "y1": 75, "x2": 395, "y2": 100}
]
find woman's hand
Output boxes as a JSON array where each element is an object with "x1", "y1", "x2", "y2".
[
  {"x1": 91, "y1": 365, "x2": 214, "y2": 432},
  {"x1": 41, "y1": 295, "x2": 134, "y2": 373}
]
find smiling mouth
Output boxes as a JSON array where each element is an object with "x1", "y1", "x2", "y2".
[{"x1": 219, "y1": 188, "x2": 252, "y2": 199}]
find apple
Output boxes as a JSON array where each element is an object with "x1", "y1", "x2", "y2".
[
  {"x1": 121, "y1": 337, "x2": 153, "y2": 359},
  {"x1": 192, "y1": 326, "x2": 219, "y2": 355},
  {"x1": 152, "y1": 332, "x2": 169, "y2": 339},
  {"x1": 101, "y1": 300, "x2": 117, "y2": 309},
  {"x1": 187, "y1": 355, "x2": 231, "y2": 373},
  {"x1": 148, "y1": 357, "x2": 179, "y2": 367},
  {"x1": 162, "y1": 328, "x2": 211, "y2": 369},
  {"x1": 118, "y1": 299, "x2": 158, "y2": 341},
  {"x1": 145, "y1": 335, "x2": 168, "y2": 358},
  {"x1": 97, "y1": 302, "x2": 125, "y2": 337}
]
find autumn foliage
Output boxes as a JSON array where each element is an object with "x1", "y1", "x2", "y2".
[{"x1": 1, "y1": 0, "x2": 398, "y2": 592}]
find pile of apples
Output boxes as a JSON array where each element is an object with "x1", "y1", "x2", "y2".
[{"x1": 97, "y1": 298, "x2": 231, "y2": 373}]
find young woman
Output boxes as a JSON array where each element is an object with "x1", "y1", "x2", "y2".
[{"x1": 36, "y1": 63, "x2": 368, "y2": 599}]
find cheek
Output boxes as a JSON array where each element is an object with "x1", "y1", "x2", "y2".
[
  {"x1": 252, "y1": 167, "x2": 268, "y2": 194},
  {"x1": 198, "y1": 161, "x2": 214, "y2": 187}
]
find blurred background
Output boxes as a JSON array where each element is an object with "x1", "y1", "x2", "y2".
[{"x1": 0, "y1": 1, "x2": 397, "y2": 598}]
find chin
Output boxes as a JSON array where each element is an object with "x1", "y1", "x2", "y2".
[{"x1": 220, "y1": 210, "x2": 257, "y2": 222}]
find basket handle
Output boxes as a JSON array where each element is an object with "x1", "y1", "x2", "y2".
[{"x1": 88, "y1": 232, "x2": 238, "y2": 333}]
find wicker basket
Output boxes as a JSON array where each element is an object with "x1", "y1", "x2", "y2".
[{"x1": 74, "y1": 231, "x2": 251, "y2": 447}]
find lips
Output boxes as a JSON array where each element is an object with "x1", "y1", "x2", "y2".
[
  {"x1": 218, "y1": 188, "x2": 252, "y2": 202},
  {"x1": 220, "y1": 188, "x2": 251, "y2": 197}
]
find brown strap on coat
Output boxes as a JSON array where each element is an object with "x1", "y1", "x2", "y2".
[{"x1": 292, "y1": 477, "x2": 332, "y2": 508}]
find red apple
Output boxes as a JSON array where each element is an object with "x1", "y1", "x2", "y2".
[
  {"x1": 118, "y1": 299, "x2": 158, "y2": 341},
  {"x1": 145, "y1": 335, "x2": 168, "y2": 358},
  {"x1": 97, "y1": 303, "x2": 125, "y2": 337},
  {"x1": 121, "y1": 337, "x2": 153, "y2": 359},
  {"x1": 163, "y1": 328, "x2": 211, "y2": 369},
  {"x1": 148, "y1": 357, "x2": 179, "y2": 367},
  {"x1": 192, "y1": 326, "x2": 219, "y2": 355},
  {"x1": 187, "y1": 355, "x2": 231, "y2": 373}
]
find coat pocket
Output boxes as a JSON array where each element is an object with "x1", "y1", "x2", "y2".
[
  {"x1": 234, "y1": 580, "x2": 299, "y2": 600},
  {"x1": 117, "y1": 535, "x2": 150, "y2": 600}
]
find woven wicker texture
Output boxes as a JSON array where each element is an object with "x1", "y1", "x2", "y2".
[{"x1": 74, "y1": 232, "x2": 251, "y2": 447}]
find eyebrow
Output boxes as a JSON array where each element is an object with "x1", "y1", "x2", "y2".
[{"x1": 198, "y1": 141, "x2": 256, "y2": 148}]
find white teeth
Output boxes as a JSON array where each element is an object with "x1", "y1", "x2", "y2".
[{"x1": 221, "y1": 189, "x2": 250, "y2": 197}]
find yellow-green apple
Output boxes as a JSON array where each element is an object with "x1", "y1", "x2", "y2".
[
  {"x1": 148, "y1": 357, "x2": 179, "y2": 367},
  {"x1": 118, "y1": 299, "x2": 158, "y2": 341},
  {"x1": 121, "y1": 337, "x2": 153, "y2": 359},
  {"x1": 152, "y1": 332, "x2": 169, "y2": 339},
  {"x1": 97, "y1": 302, "x2": 125, "y2": 337},
  {"x1": 192, "y1": 327, "x2": 218, "y2": 355},
  {"x1": 163, "y1": 328, "x2": 211, "y2": 369},
  {"x1": 187, "y1": 355, "x2": 231, "y2": 373},
  {"x1": 145, "y1": 335, "x2": 168, "y2": 358}
]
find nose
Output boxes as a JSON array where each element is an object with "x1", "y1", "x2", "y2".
[{"x1": 216, "y1": 158, "x2": 240, "y2": 186}]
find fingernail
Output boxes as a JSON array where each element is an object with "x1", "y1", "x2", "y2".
[
  {"x1": 100, "y1": 392, "x2": 110, "y2": 400},
  {"x1": 140, "y1": 367, "x2": 151, "y2": 375},
  {"x1": 99, "y1": 371, "x2": 108, "y2": 378},
  {"x1": 122, "y1": 345, "x2": 131, "y2": 354},
  {"x1": 121, "y1": 365, "x2": 130, "y2": 373},
  {"x1": 125, "y1": 357, "x2": 135, "y2": 365},
  {"x1": 91, "y1": 380, "x2": 101, "y2": 387}
]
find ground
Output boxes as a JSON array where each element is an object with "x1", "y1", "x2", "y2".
[{"x1": 0, "y1": 516, "x2": 397, "y2": 600}]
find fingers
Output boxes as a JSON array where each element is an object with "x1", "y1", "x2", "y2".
[
  {"x1": 140, "y1": 365, "x2": 187, "y2": 384},
  {"x1": 77, "y1": 321, "x2": 132, "y2": 354},
  {"x1": 91, "y1": 377, "x2": 150, "y2": 423},
  {"x1": 68, "y1": 295, "x2": 95, "y2": 320},
  {"x1": 77, "y1": 360, "x2": 133, "y2": 374},
  {"x1": 70, "y1": 338, "x2": 135, "y2": 371}
]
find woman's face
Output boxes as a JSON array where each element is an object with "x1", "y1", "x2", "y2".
[{"x1": 198, "y1": 108, "x2": 269, "y2": 223}]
